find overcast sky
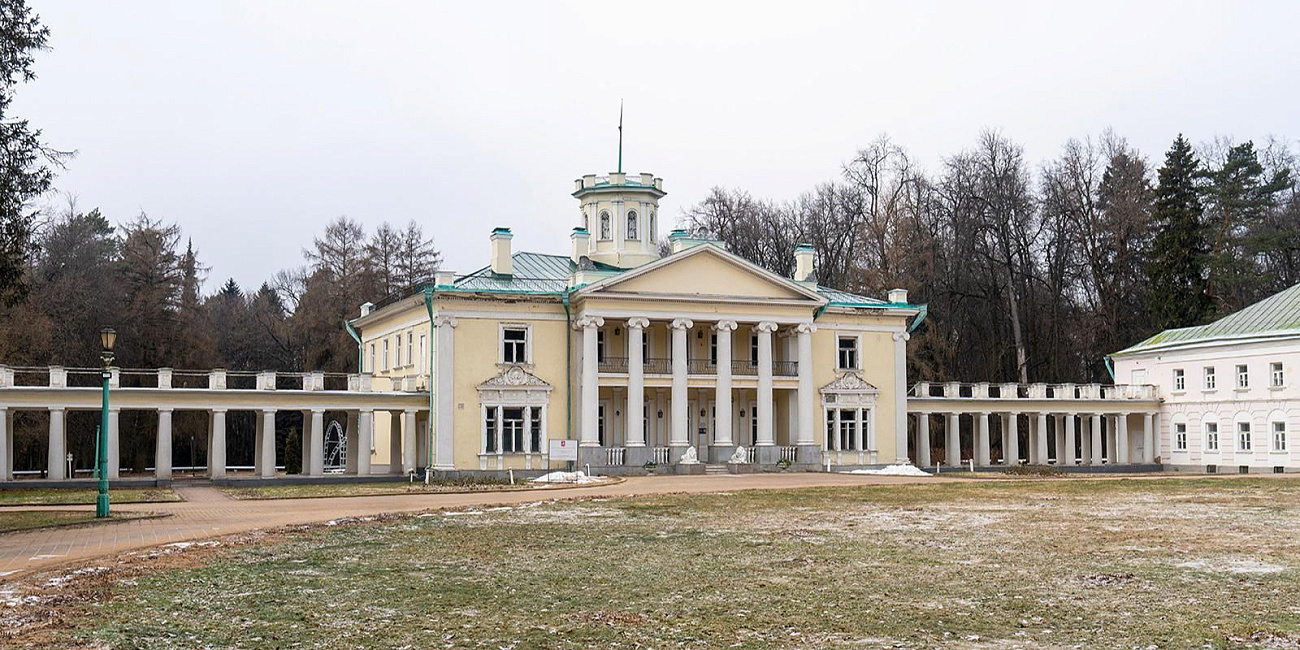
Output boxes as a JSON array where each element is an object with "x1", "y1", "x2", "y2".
[{"x1": 15, "y1": 1, "x2": 1300, "y2": 292}]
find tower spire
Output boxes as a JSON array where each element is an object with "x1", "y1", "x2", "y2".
[{"x1": 617, "y1": 99, "x2": 623, "y2": 174}]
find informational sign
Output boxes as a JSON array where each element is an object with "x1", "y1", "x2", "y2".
[{"x1": 549, "y1": 439, "x2": 578, "y2": 461}]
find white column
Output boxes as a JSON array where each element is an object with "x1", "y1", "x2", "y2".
[
  {"x1": 892, "y1": 331, "x2": 911, "y2": 463},
  {"x1": 1006, "y1": 412, "x2": 1020, "y2": 465},
  {"x1": 626, "y1": 318, "x2": 649, "y2": 447},
  {"x1": 433, "y1": 315, "x2": 458, "y2": 470},
  {"x1": 1035, "y1": 412, "x2": 1049, "y2": 464},
  {"x1": 1107, "y1": 416, "x2": 1118, "y2": 464},
  {"x1": 854, "y1": 409, "x2": 864, "y2": 451},
  {"x1": 210, "y1": 409, "x2": 227, "y2": 479},
  {"x1": 257, "y1": 409, "x2": 275, "y2": 478},
  {"x1": 713, "y1": 320, "x2": 737, "y2": 448},
  {"x1": 1142, "y1": 412, "x2": 1155, "y2": 463},
  {"x1": 670, "y1": 318, "x2": 692, "y2": 448},
  {"x1": 0, "y1": 408, "x2": 11, "y2": 481},
  {"x1": 48, "y1": 408, "x2": 66, "y2": 480},
  {"x1": 755, "y1": 321, "x2": 778, "y2": 446},
  {"x1": 308, "y1": 408, "x2": 324, "y2": 476},
  {"x1": 578, "y1": 316, "x2": 604, "y2": 446},
  {"x1": 833, "y1": 408, "x2": 842, "y2": 451},
  {"x1": 1116, "y1": 413, "x2": 1129, "y2": 464},
  {"x1": 357, "y1": 409, "x2": 373, "y2": 475},
  {"x1": 389, "y1": 412, "x2": 402, "y2": 473},
  {"x1": 156, "y1": 408, "x2": 173, "y2": 481},
  {"x1": 945, "y1": 412, "x2": 960, "y2": 466},
  {"x1": 403, "y1": 409, "x2": 417, "y2": 473},
  {"x1": 916, "y1": 413, "x2": 931, "y2": 466},
  {"x1": 976, "y1": 412, "x2": 990, "y2": 466},
  {"x1": 796, "y1": 324, "x2": 816, "y2": 446},
  {"x1": 1064, "y1": 414, "x2": 1076, "y2": 467},
  {"x1": 1091, "y1": 414, "x2": 1104, "y2": 465},
  {"x1": 105, "y1": 408, "x2": 120, "y2": 479}
]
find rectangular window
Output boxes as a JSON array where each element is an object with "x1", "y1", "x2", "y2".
[
  {"x1": 382, "y1": 339, "x2": 390, "y2": 371},
  {"x1": 407, "y1": 331, "x2": 414, "y2": 368},
  {"x1": 1236, "y1": 365, "x2": 1249, "y2": 389},
  {"x1": 824, "y1": 410, "x2": 834, "y2": 449},
  {"x1": 1272, "y1": 362, "x2": 1285, "y2": 388},
  {"x1": 750, "y1": 334, "x2": 759, "y2": 365},
  {"x1": 839, "y1": 409, "x2": 857, "y2": 451},
  {"x1": 419, "y1": 335, "x2": 427, "y2": 374},
  {"x1": 530, "y1": 408, "x2": 543, "y2": 452},
  {"x1": 1173, "y1": 369, "x2": 1185, "y2": 391},
  {"x1": 369, "y1": 344, "x2": 376, "y2": 373},
  {"x1": 709, "y1": 334, "x2": 718, "y2": 366},
  {"x1": 597, "y1": 404, "x2": 606, "y2": 446},
  {"x1": 643, "y1": 332, "x2": 650, "y2": 363},
  {"x1": 1206, "y1": 422, "x2": 1219, "y2": 452},
  {"x1": 1174, "y1": 423, "x2": 1187, "y2": 451},
  {"x1": 597, "y1": 329, "x2": 606, "y2": 363},
  {"x1": 502, "y1": 408, "x2": 524, "y2": 453},
  {"x1": 1274, "y1": 422, "x2": 1287, "y2": 452},
  {"x1": 484, "y1": 410, "x2": 497, "y2": 453},
  {"x1": 1204, "y1": 366, "x2": 1216, "y2": 390},
  {"x1": 1238, "y1": 422, "x2": 1252, "y2": 452},
  {"x1": 502, "y1": 327, "x2": 527, "y2": 364},
  {"x1": 838, "y1": 336, "x2": 858, "y2": 370}
]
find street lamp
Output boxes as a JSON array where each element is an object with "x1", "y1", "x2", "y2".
[{"x1": 97, "y1": 327, "x2": 116, "y2": 518}]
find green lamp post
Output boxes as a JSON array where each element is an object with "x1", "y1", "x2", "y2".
[{"x1": 96, "y1": 326, "x2": 116, "y2": 518}]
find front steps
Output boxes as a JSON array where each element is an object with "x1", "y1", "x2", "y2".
[{"x1": 704, "y1": 464, "x2": 729, "y2": 476}]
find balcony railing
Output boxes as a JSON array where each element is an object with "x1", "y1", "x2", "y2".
[{"x1": 595, "y1": 357, "x2": 798, "y2": 377}]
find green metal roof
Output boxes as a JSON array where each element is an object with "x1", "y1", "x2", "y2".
[
  {"x1": 816, "y1": 286, "x2": 885, "y2": 307},
  {"x1": 447, "y1": 252, "x2": 627, "y2": 295},
  {"x1": 1115, "y1": 282, "x2": 1300, "y2": 355}
]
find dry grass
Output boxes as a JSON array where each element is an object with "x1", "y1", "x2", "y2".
[
  {"x1": 0, "y1": 487, "x2": 179, "y2": 507},
  {"x1": 4, "y1": 476, "x2": 1300, "y2": 648}
]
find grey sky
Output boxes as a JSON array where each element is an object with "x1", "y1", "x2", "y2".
[{"x1": 15, "y1": 1, "x2": 1300, "y2": 292}]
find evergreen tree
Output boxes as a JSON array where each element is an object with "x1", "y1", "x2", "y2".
[{"x1": 1149, "y1": 135, "x2": 1211, "y2": 330}]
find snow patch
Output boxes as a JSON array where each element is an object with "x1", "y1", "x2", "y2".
[
  {"x1": 843, "y1": 464, "x2": 932, "y2": 477},
  {"x1": 532, "y1": 471, "x2": 600, "y2": 484},
  {"x1": 1177, "y1": 558, "x2": 1286, "y2": 574}
]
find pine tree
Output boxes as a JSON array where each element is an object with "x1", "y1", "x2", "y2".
[{"x1": 1149, "y1": 135, "x2": 1211, "y2": 330}]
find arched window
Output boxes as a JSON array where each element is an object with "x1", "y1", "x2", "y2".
[
  {"x1": 1202, "y1": 413, "x2": 1221, "y2": 454},
  {"x1": 599, "y1": 211, "x2": 611, "y2": 240},
  {"x1": 626, "y1": 210, "x2": 638, "y2": 239},
  {"x1": 1270, "y1": 410, "x2": 1289, "y2": 452},
  {"x1": 649, "y1": 210, "x2": 657, "y2": 241}
]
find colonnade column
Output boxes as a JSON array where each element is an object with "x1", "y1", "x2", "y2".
[
  {"x1": 892, "y1": 331, "x2": 911, "y2": 463},
  {"x1": 403, "y1": 409, "x2": 418, "y2": 473},
  {"x1": 308, "y1": 408, "x2": 324, "y2": 476},
  {"x1": 357, "y1": 409, "x2": 373, "y2": 475},
  {"x1": 1142, "y1": 412, "x2": 1155, "y2": 463},
  {"x1": 1006, "y1": 412, "x2": 1020, "y2": 465},
  {"x1": 755, "y1": 321, "x2": 778, "y2": 447},
  {"x1": 712, "y1": 321, "x2": 736, "y2": 455},
  {"x1": 256, "y1": 409, "x2": 275, "y2": 478},
  {"x1": 1116, "y1": 413, "x2": 1129, "y2": 464},
  {"x1": 156, "y1": 408, "x2": 173, "y2": 481},
  {"x1": 626, "y1": 318, "x2": 649, "y2": 448},
  {"x1": 976, "y1": 412, "x2": 990, "y2": 466},
  {"x1": 669, "y1": 319, "x2": 692, "y2": 450},
  {"x1": 1064, "y1": 414, "x2": 1076, "y2": 467},
  {"x1": 796, "y1": 324, "x2": 816, "y2": 448},
  {"x1": 0, "y1": 408, "x2": 10, "y2": 481},
  {"x1": 578, "y1": 316, "x2": 604, "y2": 447},
  {"x1": 946, "y1": 412, "x2": 960, "y2": 466},
  {"x1": 433, "y1": 315, "x2": 458, "y2": 470},
  {"x1": 1035, "y1": 412, "x2": 1050, "y2": 464},
  {"x1": 210, "y1": 409, "x2": 227, "y2": 479},
  {"x1": 48, "y1": 407, "x2": 66, "y2": 480},
  {"x1": 1090, "y1": 414, "x2": 1104, "y2": 465},
  {"x1": 106, "y1": 408, "x2": 120, "y2": 479},
  {"x1": 916, "y1": 413, "x2": 931, "y2": 466}
]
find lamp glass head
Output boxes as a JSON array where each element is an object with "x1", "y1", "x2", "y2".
[{"x1": 100, "y1": 327, "x2": 117, "y2": 352}]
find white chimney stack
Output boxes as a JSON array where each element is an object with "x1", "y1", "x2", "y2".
[
  {"x1": 490, "y1": 228, "x2": 513, "y2": 276},
  {"x1": 360, "y1": 302, "x2": 374, "y2": 317},
  {"x1": 794, "y1": 245, "x2": 815, "y2": 284},
  {"x1": 570, "y1": 227, "x2": 591, "y2": 264},
  {"x1": 434, "y1": 269, "x2": 456, "y2": 287},
  {"x1": 888, "y1": 288, "x2": 908, "y2": 304}
]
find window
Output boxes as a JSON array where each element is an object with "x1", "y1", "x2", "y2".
[
  {"x1": 839, "y1": 410, "x2": 857, "y2": 450},
  {"x1": 382, "y1": 339, "x2": 390, "y2": 371},
  {"x1": 406, "y1": 331, "x2": 414, "y2": 368},
  {"x1": 395, "y1": 335, "x2": 402, "y2": 367},
  {"x1": 419, "y1": 334, "x2": 427, "y2": 373},
  {"x1": 530, "y1": 408, "x2": 543, "y2": 452},
  {"x1": 1205, "y1": 422, "x2": 1219, "y2": 452},
  {"x1": 1238, "y1": 422, "x2": 1252, "y2": 452},
  {"x1": 838, "y1": 336, "x2": 858, "y2": 370},
  {"x1": 750, "y1": 334, "x2": 759, "y2": 365},
  {"x1": 1272, "y1": 362, "x2": 1285, "y2": 388},
  {"x1": 599, "y1": 211, "x2": 611, "y2": 240},
  {"x1": 502, "y1": 408, "x2": 524, "y2": 453},
  {"x1": 596, "y1": 329, "x2": 606, "y2": 363},
  {"x1": 649, "y1": 210, "x2": 657, "y2": 241},
  {"x1": 484, "y1": 410, "x2": 497, "y2": 453},
  {"x1": 1236, "y1": 365, "x2": 1249, "y2": 389},
  {"x1": 597, "y1": 404, "x2": 606, "y2": 446},
  {"x1": 1204, "y1": 366, "x2": 1216, "y2": 390},
  {"x1": 369, "y1": 344, "x2": 376, "y2": 373},
  {"x1": 502, "y1": 327, "x2": 527, "y2": 364},
  {"x1": 643, "y1": 332, "x2": 650, "y2": 363},
  {"x1": 1174, "y1": 423, "x2": 1187, "y2": 451},
  {"x1": 1173, "y1": 369, "x2": 1185, "y2": 391},
  {"x1": 626, "y1": 210, "x2": 638, "y2": 239},
  {"x1": 1273, "y1": 421, "x2": 1287, "y2": 452},
  {"x1": 824, "y1": 410, "x2": 834, "y2": 449}
]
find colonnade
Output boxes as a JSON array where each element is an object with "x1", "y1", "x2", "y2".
[{"x1": 912, "y1": 411, "x2": 1159, "y2": 467}]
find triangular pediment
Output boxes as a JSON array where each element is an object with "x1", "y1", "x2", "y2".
[
  {"x1": 821, "y1": 372, "x2": 879, "y2": 393},
  {"x1": 576, "y1": 244, "x2": 827, "y2": 303},
  {"x1": 477, "y1": 365, "x2": 553, "y2": 391}
]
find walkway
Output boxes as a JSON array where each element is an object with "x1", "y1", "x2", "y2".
[{"x1": 0, "y1": 472, "x2": 938, "y2": 578}]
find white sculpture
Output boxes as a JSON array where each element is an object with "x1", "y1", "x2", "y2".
[
  {"x1": 729, "y1": 446, "x2": 749, "y2": 464},
  {"x1": 679, "y1": 447, "x2": 700, "y2": 464}
]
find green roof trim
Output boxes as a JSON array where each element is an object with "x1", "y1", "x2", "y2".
[{"x1": 1115, "y1": 282, "x2": 1300, "y2": 356}]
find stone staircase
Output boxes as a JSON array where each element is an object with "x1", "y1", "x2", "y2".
[{"x1": 704, "y1": 464, "x2": 729, "y2": 476}]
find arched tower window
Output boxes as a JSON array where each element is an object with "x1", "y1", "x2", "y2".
[
  {"x1": 599, "y1": 211, "x2": 611, "y2": 240},
  {"x1": 649, "y1": 209, "x2": 657, "y2": 241},
  {"x1": 626, "y1": 210, "x2": 638, "y2": 240}
]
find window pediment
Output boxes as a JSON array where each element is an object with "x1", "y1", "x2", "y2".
[{"x1": 478, "y1": 365, "x2": 552, "y2": 391}]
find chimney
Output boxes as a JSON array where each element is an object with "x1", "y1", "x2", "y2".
[
  {"x1": 888, "y1": 288, "x2": 908, "y2": 304},
  {"x1": 360, "y1": 302, "x2": 374, "y2": 317},
  {"x1": 490, "y1": 227, "x2": 513, "y2": 276},
  {"x1": 434, "y1": 269, "x2": 457, "y2": 287},
  {"x1": 570, "y1": 227, "x2": 591, "y2": 264},
  {"x1": 668, "y1": 229, "x2": 689, "y2": 254},
  {"x1": 794, "y1": 244, "x2": 815, "y2": 284}
]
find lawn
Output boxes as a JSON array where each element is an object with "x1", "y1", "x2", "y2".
[
  {"x1": 219, "y1": 476, "x2": 521, "y2": 499},
  {"x1": 11, "y1": 477, "x2": 1300, "y2": 648},
  {"x1": 0, "y1": 487, "x2": 179, "y2": 506},
  {"x1": 0, "y1": 510, "x2": 158, "y2": 534}
]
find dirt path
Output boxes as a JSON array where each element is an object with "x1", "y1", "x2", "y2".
[{"x1": 0, "y1": 472, "x2": 941, "y2": 578}]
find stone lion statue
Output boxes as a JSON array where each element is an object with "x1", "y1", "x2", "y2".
[
  {"x1": 729, "y1": 446, "x2": 749, "y2": 464},
  {"x1": 680, "y1": 447, "x2": 699, "y2": 464}
]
